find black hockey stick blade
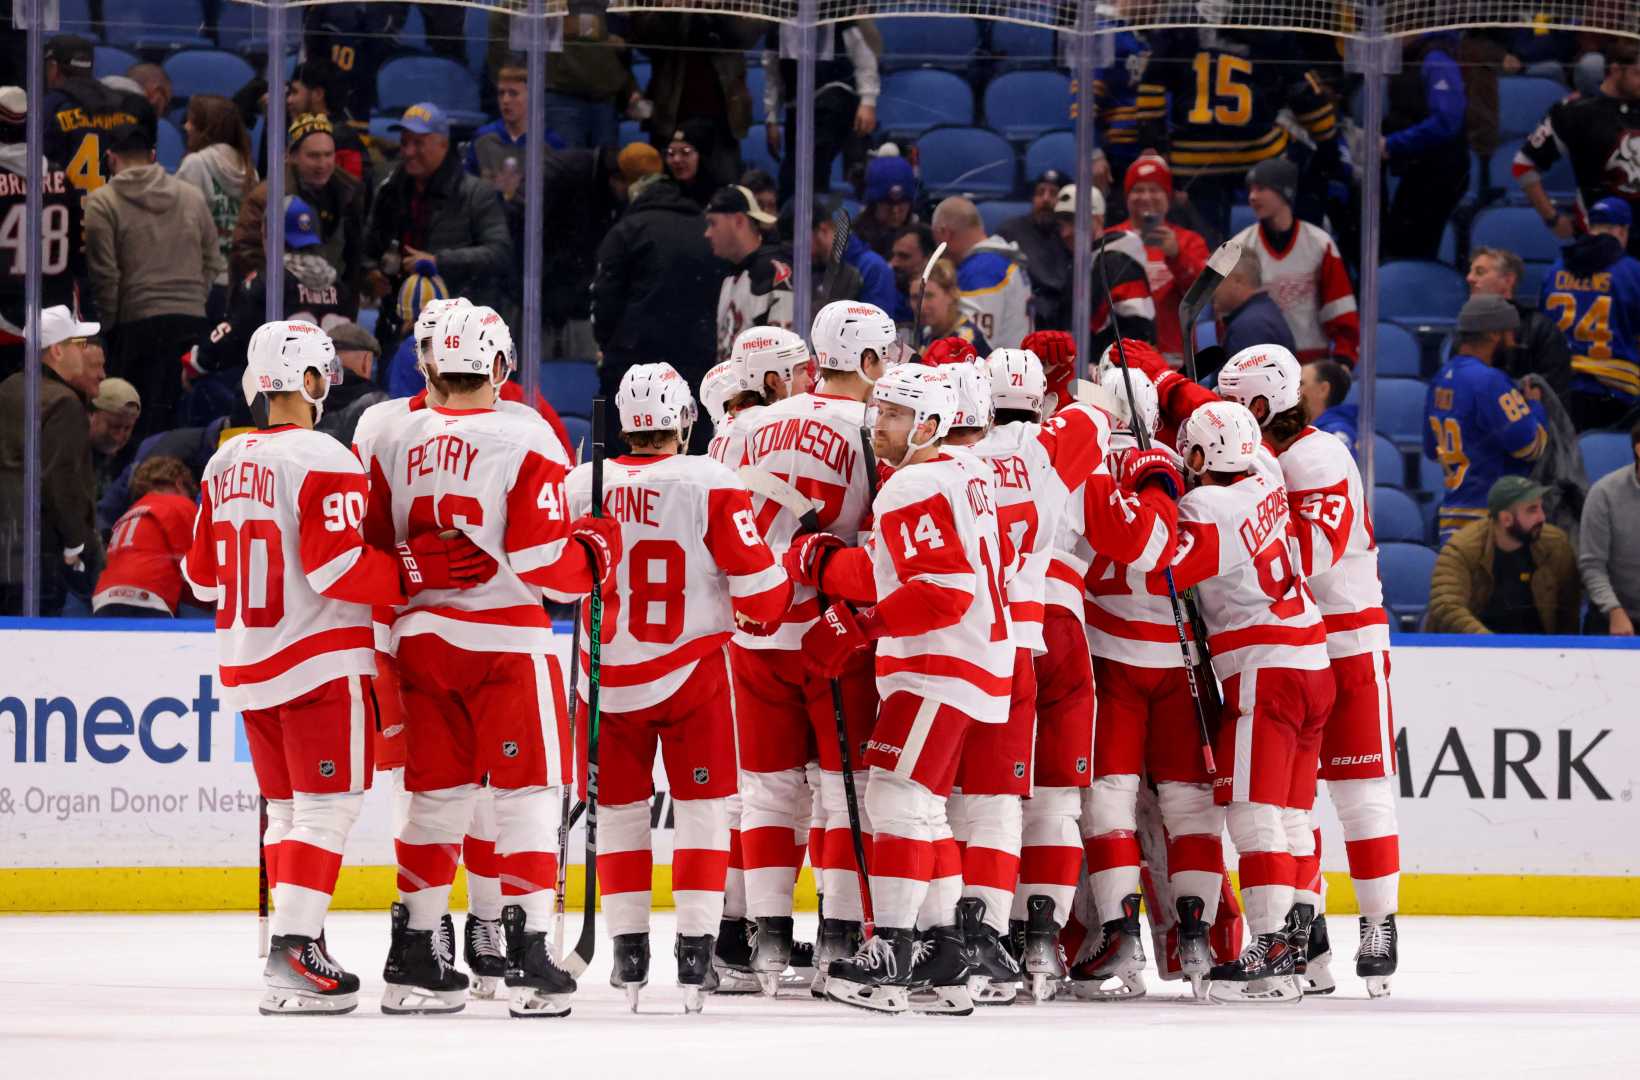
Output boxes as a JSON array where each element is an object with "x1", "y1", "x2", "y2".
[{"x1": 566, "y1": 400, "x2": 607, "y2": 977}]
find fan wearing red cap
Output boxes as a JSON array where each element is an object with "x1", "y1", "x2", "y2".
[{"x1": 1110, "y1": 154, "x2": 1211, "y2": 368}]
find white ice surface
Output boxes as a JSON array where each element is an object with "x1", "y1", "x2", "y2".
[{"x1": 2, "y1": 912, "x2": 1637, "y2": 1079}]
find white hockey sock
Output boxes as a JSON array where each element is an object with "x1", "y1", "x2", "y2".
[
  {"x1": 738, "y1": 767, "x2": 805, "y2": 919},
  {"x1": 673, "y1": 797, "x2": 730, "y2": 938},
  {"x1": 397, "y1": 785, "x2": 479, "y2": 931},
  {"x1": 594, "y1": 799, "x2": 653, "y2": 938},
  {"x1": 272, "y1": 792, "x2": 361, "y2": 939}
]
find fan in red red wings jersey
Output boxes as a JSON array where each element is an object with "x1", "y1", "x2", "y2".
[
  {"x1": 1216, "y1": 344, "x2": 1400, "y2": 995},
  {"x1": 94, "y1": 458, "x2": 203, "y2": 617},
  {"x1": 562, "y1": 362, "x2": 790, "y2": 1006},
  {"x1": 182, "y1": 321, "x2": 495, "y2": 1016},
  {"x1": 356, "y1": 304, "x2": 617, "y2": 1018}
]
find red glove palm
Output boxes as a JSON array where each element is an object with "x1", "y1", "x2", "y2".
[
  {"x1": 570, "y1": 514, "x2": 623, "y2": 588},
  {"x1": 801, "y1": 602, "x2": 883, "y2": 677},
  {"x1": 397, "y1": 531, "x2": 497, "y2": 596},
  {"x1": 923, "y1": 336, "x2": 979, "y2": 367},
  {"x1": 1119, "y1": 447, "x2": 1183, "y2": 498},
  {"x1": 1022, "y1": 329, "x2": 1076, "y2": 408},
  {"x1": 783, "y1": 532, "x2": 846, "y2": 588}
]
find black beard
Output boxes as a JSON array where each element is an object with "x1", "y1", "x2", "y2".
[{"x1": 1507, "y1": 520, "x2": 1543, "y2": 546}]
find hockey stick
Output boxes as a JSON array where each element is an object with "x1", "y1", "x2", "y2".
[
  {"x1": 564, "y1": 402, "x2": 606, "y2": 978},
  {"x1": 1178, "y1": 238, "x2": 1244, "y2": 383},
  {"x1": 821, "y1": 205, "x2": 852, "y2": 307},
  {"x1": 738, "y1": 465, "x2": 822, "y2": 534},
  {"x1": 553, "y1": 439, "x2": 586, "y2": 962},
  {"x1": 1097, "y1": 248, "x2": 1220, "y2": 776},
  {"x1": 911, "y1": 241, "x2": 949, "y2": 351},
  {"x1": 257, "y1": 796, "x2": 269, "y2": 958}
]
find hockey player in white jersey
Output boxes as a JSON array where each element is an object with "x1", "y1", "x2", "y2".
[
  {"x1": 706, "y1": 326, "x2": 812, "y2": 469},
  {"x1": 184, "y1": 321, "x2": 495, "y2": 1014},
  {"x1": 361, "y1": 305, "x2": 621, "y2": 1019},
  {"x1": 564, "y1": 363, "x2": 792, "y2": 1012},
  {"x1": 1216, "y1": 344, "x2": 1400, "y2": 996}
]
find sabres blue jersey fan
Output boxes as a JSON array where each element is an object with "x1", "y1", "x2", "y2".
[
  {"x1": 1539, "y1": 199, "x2": 1640, "y2": 409},
  {"x1": 1425, "y1": 335, "x2": 1549, "y2": 541}
]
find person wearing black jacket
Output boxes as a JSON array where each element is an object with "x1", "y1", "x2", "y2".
[
  {"x1": 40, "y1": 35, "x2": 156, "y2": 189},
  {"x1": 998, "y1": 169, "x2": 1071, "y2": 330},
  {"x1": 1382, "y1": 32, "x2": 1470, "y2": 261},
  {"x1": 1466, "y1": 246, "x2": 1573, "y2": 398}
]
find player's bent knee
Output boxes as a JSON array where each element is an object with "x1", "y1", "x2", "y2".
[
  {"x1": 1083, "y1": 773, "x2": 1140, "y2": 833},
  {"x1": 1226, "y1": 801, "x2": 1285, "y2": 853},
  {"x1": 865, "y1": 771, "x2": 939, "y2": 836},
  {"x1": 403, "y1": 784, "x2": 481, "y2": 842},
  {"x1": 1329, "y1": 776, "x2": 1399, "y2": 837},
  {"x1": 1157, "y1": 781, "x2": 1220, "y2": 835},
  {"x1": 1025, "y1": 785, "x2": 1080, "y2": 819}
]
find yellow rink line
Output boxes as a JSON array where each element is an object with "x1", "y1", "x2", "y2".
[{"x1": 3, "y1": 868, "x2": 1636, "y2": 917}]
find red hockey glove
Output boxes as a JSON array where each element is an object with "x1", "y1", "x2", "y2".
[
  {"x1": 922, "y1": 336, "x2": 979, "y2": 368},
  {"x1": 396, "y1": 531, "x2": 496, "y2": 596},
  {"x1": 1119, "y1": 448, "x2": 1183, "y2": 498},
  {"x1": 802, "y1": 602, "x2": 884, "y2": 677},
  {"x1": 569, "y1": 514, "x2": 623, "y2": 589},
  {"x1": 1022, "y1": 329, "x2": 1076, "y2": 408},
  {"x1": 783, "y1": 531, "x2": 846, "y2": 588}
]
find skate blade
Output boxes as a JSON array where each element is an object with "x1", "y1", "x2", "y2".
[
  {"x1": 909, "y1": 984, "x2": 974, "y2": 1016},
  {"x1": 259, "y1": 989, "x2": 357, "y2": 1016},
  {"x1": 1028, "y1": 972, "x2": 1057, "y2": 1003},
  {"x1": 380, "y1": 985, "x2": 466, "y2": 1015},
  {"x1": 625, "y1": 983, "x2": 642, "y2": 1012},
  {"x1": 825, "y1": 979, "x2": 908, "y2": 1014},
  {"x1": 711, "y1": 965, "x2": 761, "y2": 995},
  {"x1": 1068, "y1": 968, "x2": 1147, "y2": 1002},
  {"x1": 682, "y1": 985, "x2": 706, "y2": 1014},
  {"x1": 967, "y1": 975, "x2": 1018, "y2": 1006},
  {"x1": 1365, "y1": 975, "x2": 1392, "y2": 999},
  {"x1": 810, "y1": 972, "x2": 830, "y2": 999},
  {"x1": 467, "y1": 975, "x2": 502, "y2": 1000},
  {"x1": 756, "y1": 972, "x2": 781, "y2": 998},
  {"x1": 1302, "y1": 968, "x2": 1337, "y2": 996},
  {"x1": 1186, "y1": 973, "x2": 1209, "y2": 1002},
  {"x1": 507, "y1": 985, "x2": 573, "y2": 1018},
  {"x1": 1206, "y1": 975, "x2": 1303, "y2": 1004}
]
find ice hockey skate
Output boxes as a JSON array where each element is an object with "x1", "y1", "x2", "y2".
[
  {"x1": 712, "y1": 917, "x2": 760, "y2": 994},
  {"x1": 906, "y1": 927, "x2": 974, "y2": 1016},
  {"x1": 957, "y1": 898, "x2": 1020, "y2": 1005},
  {"x1": 676, "y1": 934, "x2": 715, "y2": 1013},
  {"x1": 750, "y1": 915, "x2": 794, "y2": 997},
  {"x1": 1022, "y1": 896, "x2": 1066, "y2": 1002},
  {"x1": 381, "y1": 903, "x2": 469, "y2": 1014},
  {"x1": 501, "y1": 904, "x2": 575, "y2": 1018},
  {"x1": 811, "y1": 918, "x2": 864, "y2": 998},
  {"x1": 610, "y1": 933, "x2": 650, "y2": 1011},
  {"x1": 1174, "y1": 897, "x2": 1213, "y2": 1001},
  {"x1": 1068, "y1": 893, "x2": 1147, "y2": 1002},
  {"x1": 464, "y1": 914, "x2": 507, "y2": 1000},
  {"x1": 259, "y1": 934, "x2": 359, "y2": 1016},
  {"x1": 1207, "y1": 912, "x2": 1302, "y2": 1005},
  {"x1": 1302, "y1": 912, "x2": 1336, "y2": 995},
  {"x1": 825, "y1": 929, "x2": 916, "y2": 1014},
  {"x1": 1357, "y1": 914, "x2": 1398, "y2": 998}
]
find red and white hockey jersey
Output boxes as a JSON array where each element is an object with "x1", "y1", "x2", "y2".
[
  {"x1": 1231, "y1": 221, "x2": 1360, "y2": 364},
  {"x1": 95, "y1": 492, "x2": 199, "y2": 615},
  {"x1": 183, "y1": 426, "x2": 400, "y2": 710},
  {"x1": 564, "y1": 453, "x2": 790, "y2": 712},
  {"x1": 362, "y1": 405, "x2": 586, "y2": 655},
  {"x1": 707, "y1": 403, "x2": 765, "y2": 471},
  {"x1": 1271, "y1": 426, "x2": 1389, "y2": 658},
  {"x1": 1158, "y1": 471, "x2": 1328, "y2": 680},
  {"x1": 870, "y1": 450, "x2": 1014, "y2": 724},
  {"x1": 740, "y1": 391, "x2": 876, "y2": 651}
]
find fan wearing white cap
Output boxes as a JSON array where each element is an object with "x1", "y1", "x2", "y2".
[
  {"x1": 184, "y1": 319, "x2": 500, "y2": 1017},
  {"x1": 1053, "y1": 183, "x2": 1156, "y2": 355},
  {"x1": 781, "y1": 362, "x2": 1013, "y2": 1015},
  {"x1": 1215, "y1": 342, "x2": 1403, "y2": 996},
  {"x1": 562, "y1": 360, "x2": 791, "y2": 1010},
  {"x1": 1156, "y1": 398, "x2": 1332, "y2": 1003}
]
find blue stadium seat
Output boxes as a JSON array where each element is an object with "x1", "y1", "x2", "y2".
[
  {"x1": 741, "y1": 124, "x2": 778, "y2": 177},
  {"x1": 561, "y1": 415, "x2": 592, "y2": 461},
  {"x1": 1490, "y1": 139, "x2": 1577, "y2": 205},
  {"x1": 163, "y1": 50, "x2": 256, "y2": 101},
  {"x1": 1023, "y1": 130, "x2": 1075, "y2": 184},
  {"x1": 1373, "y1": 377, "x2": 1430, "y2": 449},
  {"x1": 377, "y1": 55, "x2": 484, "y2": 116},
  {"x1": 978, "y1": 199, "x2": 1029, "y2": 233},
  {"x1": 58, "y1": 0, "x2": 96, "y2": 40},
  {"x1": 1229, "y1": 203, "x2": 1257, "y2": 236},
  {"x1": 1379, "y1": 261, "x2": 1468, "y2": 328},
  {"x1": 356, "y1": 307, "x2": 379, "y2": 336},
  {"x1": 875, "y1": 17, "x2": 980, "y2": 70},
  {"x1": 1378, "y1": 542, "x2": 1438, "y2": 629},
  {"x1": 747, "y1": 66, "x2": 767, "y2": 124},
  {"x1": 106, "y1": 0, "x2": 211, "y2": 50},
  {"x1": 1437, "y1": 222, "x2": 1458, "y2": 265},
  {"x1": 1471, "y1": 206, "x2": 1562, "y2": 264},
  {"x1": 1355, "y1": 432, "x2": 1406, "y2": 487},
  {"x1": 917, "y1": 127, "x2": 1016, "y2": 198},
  {"x1": 398, "y1": 7, "x2": 429, "y2": 52},
  {"x1": 465, "y1": 9, "x2": 491, "y2": 73},
  {"x1": 156, "y1": 119, "x2": 185, "y2": 172},
  {"x1": 618, "y1": 120, "x2": 643, "y2": 148},
  {"x1": 1416, "y1": 450, "x2": 1446, "y2": 495},
  {"x1": 1516, "y1": 262, "x2": 1550, "y2": 308},
  {"x1": 1579, "y1": 431, "x2": 1634, "y2": 482},
  {"x1": 93, "y1": 46, "x2": 139, "y2": 80},
  {"x1": 1375, "y1": 322, "x2": 1423, "y2": 378},
  {"x1": 1497, "y1": 76, "x2": 1567, "y2": 141},
  {"x1": 1372, "y1": 486, "x2": 1427, "y2": 544},
  {"x1": 983, "y1": 71, "x2": 1071, "y2": 141},
  {"x1": 878, "y1": 70, "x2": 974, "y2": 137},
  {"x1": 223, "y1": 6, "x2": 300, "y2": 58},
  {"x1": 632, "y1": 62, "x2": 652, "y2": 93},
  {"x1": 541, "y1": 361, "x2": 600, "y2": 420},
  {"x1": 990, "y1": 22, "x2": 1056, "y2": 63}
]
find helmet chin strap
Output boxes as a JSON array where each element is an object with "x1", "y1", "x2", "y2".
[{"x1": 894, "y1": 423, "x2": 938, "y2": 469}]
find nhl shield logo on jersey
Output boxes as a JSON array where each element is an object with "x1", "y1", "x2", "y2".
[
  {"x1": 501, "y1": 740, "x2": 519, "y2": 758},
  {"x1": 1076, "y1": 757, "x2": 1089, "y2": 774},
  {"x1": 1013, "y1": 761, "x2": 1026, "y2": 779},
  {"x1": 692, "y1": 767, "x2": 709, "y2": 785},
  {"x1": 318, "y1": 760, "x2": 335, "y2": 779}
]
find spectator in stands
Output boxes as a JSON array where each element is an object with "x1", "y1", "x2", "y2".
[
  {"x1": 1578, "y1": 419, "x2": 1640, "y2": 635},
  {"x1": 998, "y1": 168, "x2": 1071, "y2": 331},
  {"x1": 1233, "y1": 157, "x2": 1360, "y2": 365},
  {"x1": 888, "y1": 223, "x2": 935, "y2": 326},
  {"x1": 97, "y1": 416, "x2": 227, "y2": 535},
  {"x1": 1427, "y1": 475, "x2": 1580, "y2": 634},
  {"x1": 88, "y1": 377, "x2": 140, "y2": 491},
  {"x1": 383, "y1": 272, "x2": 451, "y2": 399},
  {"x1": 233, "y1": 114, "x2": 367, "y2": 298},
  {"x1": 663, "y1": 120, "x2": 722, "y2": 210},
  {"x1": 1110, "y1": 154, "x2": 1208, "y2": 365},
  {"x1": 176, "y1": 94, "x2": 258, "y2": 315},
  {"x1": 364, "y1": 103, "x2": 514, "y2": 341},
  {"x1": 541, "y1": 12, "x2": 645, "y2": 150},
  {"x1": 281, "y1": 58, "x2": 368, "y2": 183},
  {"x1": 125, "y1": 62, "x2": 171, "y2": 120},
  {"x1": 592, "y1": 146, "x2": 720, "y2": 399},
  {"x1": 1514, "y1": 39, "x2": 1640, "y2": 257},
  {"x1": 301, "y1": 3, "x2": 404, "y2": 118},
  {"x1": 84, "y1": 125, "x2": 220, "y2": 443},
  {"x1": 1053, "y1": 184, "x2": 1154, "y2": 359},
  {"x1": 316, "y1": 320, "x2": 385, "y2": 444},
  {"x1": 912, "y1": 258, "x2": 990, "y2": 355},
  {"x1": 781, "y1": 199, "x2": 895, "y2": 315},
  {"x1": 740, "y1": 168, "x2": 780, "y2": 236},
  {"x1": 706, "y1": 184, "x2": 793, "y2": 362},
  {"x1": 0, "y1": 306, "x2": 102, "y2": 615},
  {"x1": 465, "y1": 61, "x2": 566, "y2": 196},
  {"x1": 1213, "y1": 244, "x2": 1298, "y2": 362},
  {"x1": 931, "y1": 196, "x2": 1033, "y2": 349},
  {"x1": 1426, "y1": 294, "x2": 1549, "y2": 542},
  {"x1": 42, "y1": 35, "x2": 155, "y2": 180},
  {"x1": 1539, "y1": 197, "x2": 1640, "y2": 431},
  {"x1": 1466, "y1": 246, "x2": 1573, "y2": 397},
  {"x1": 91, "y1": 455, "x2": 199, "y2": 619},
  {"x1": 853, "y1": 154, "x2": 917, "y2": 260},
  {"x1": 1091, "y1": 26, "x2": 1151, "y2": 203},
  {"x1": 66, "y1": 335, "x2": 104, "y2": 400},
  {"x1": 1382, "y1": 32, "x2": 1470, "y2": 261},
  {"x1": 632, "y1": 12, "x2": 764, "y2": 189},
  {"x1": 1302, "y1": 358, "x2": 1356, "y2": 448},
  {"x1": 763, "y1": 20, "x2": 880, "y2": 201},
  {"x1": 517, "y1": 144, "x2": 627, "y2": 362}
]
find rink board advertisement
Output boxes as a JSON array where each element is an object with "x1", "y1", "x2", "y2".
[{"x1": 1, "y1": 624, "x2": 1636, "y2": 915}]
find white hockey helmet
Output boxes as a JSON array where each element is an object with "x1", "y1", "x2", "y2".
[
  {"x1": 1178, "y1": 400, "x2": 1262, "y2": 476},
  {"x1": 946, "y1": 361, "x2": 993, "y2": 430},
  {"x1": 1216, "y1": 343, "x2": 1302, "y2": 425},
  {"x1": 430, "y1": 305, "x2": 511, "y2": 387},
  {"x1": 985, "y1": 347, "x2": 1047, "y2": 415},
  {"x1": 242, "y1": 319, "x2": 336, "y2": 421},
  {"x1": 1093, "y1": 365, "x2": 1160, "y2": 437},
  {"x1": 811, "y1": 300, "x2": 896, "y2": 380},
  {"x1": 699, "y1": 360, "x2": 751, "y2": 427},
  {"x1": 415, "y1": 296, "x2": 472, "y2": 360},
  {"x1": 872, "y1": 363, "x2": 956, "y2": 466},
  {"x1": 732, "y1": 325, "x2": 810, "y2": 390},
  {"x1": 618, "y1": 362, "x2": 697, "y2": 438}
]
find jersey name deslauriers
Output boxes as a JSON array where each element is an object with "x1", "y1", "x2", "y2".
[{"x1": 1236, "y1": 485, "x2": 1291, "y2": 557}]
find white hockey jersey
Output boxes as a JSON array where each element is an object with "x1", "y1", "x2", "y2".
[
  {"x1": 564, "y1": 452, "x2": 789, "y2": 713},
  {"x1": 1271, "y1": 426, "x2": 1389, "y2": 658},
  {"x1": 184, "y1": 426, "x2": 390, "y2": 711},
  {"x1": 956, "y1": 237, "x2": 1034, "y2": 349},
  {"x1": 707, "y1": 404, "x2": 763, "y2": 470},
  {"x1": 740, "y1": 391, "x2": 876, "y2": 651},
  {"x1": 1230, "y1": 220, "x2": 1360, "y2": 364}
]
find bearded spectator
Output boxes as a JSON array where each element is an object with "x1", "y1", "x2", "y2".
[{"x1": 998, "y1": 168, "x2": 1072, "y2": 331}]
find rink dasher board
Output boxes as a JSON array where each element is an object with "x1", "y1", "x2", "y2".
[{"x1": 0, "y1": 622, "x2": 1635, "y2": 916}]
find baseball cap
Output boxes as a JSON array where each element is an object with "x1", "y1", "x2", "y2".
[
  {"x1": 1125, "y1": 153, "x2": 1173, "y2": 197},
  {"x1": 1588, "y1": 197, "x2": 1633, "y2": 227},
  {"x1": 1487, "y1": 475, "x2": 1548, "y2": 515},
  {"x1": 284, "y1": 196, "x2": 322, "y2": 250},
  {"x1": 864, "y1": 156, "x2": 916, "y2": 204},
  {"x1": 1456, "y1": 293, "x2": 1520, "y2": 334},
  {"x1": 706, "y1": 184, "x2": 777, "y2": 225},
  {"x1": 617, "y1": 142, "x2": 662, "y2": 184},
  {"x1": 390, "y1": 102, "x2": 450, "y2": 137},
  {"x1": 92, "y1": 377, "x2": 142, "y2": 415},
  {"x1": 1054, "y1": 183, "x2": 1105, "y2": 221},
  {"x1": 34, "y1": 305, "x2": 100, "y2": 349},
  {"x1": 327, "y1": 320, "x2": 380, "y2": 356},
  {"x1": 1031, "y1": 167, "x2": 1068, "y2": 190},
  {"x1": 45, "y1": 35, "x2": 94, "y2": 75}
]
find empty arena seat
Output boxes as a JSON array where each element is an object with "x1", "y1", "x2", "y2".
[
  {"x1": 741, "y1": 124, "x2": 778, "y2": 177},
  {"x1": 746, "y1": 65, "x2": 767, "y2": 124},
  {"x1": 1490, "y1": 139, "x2": 1576, "y2": 205},
  {"x1": 878, "y1": 70, "x2": 974, "y2": 137},
  {"x1": 377, "y1": 55, "x2": 483, "y2": 116},
  {"x1": 93, "y1": 46, "x2": 138, "y2": 80},
  {"x1": 990, "y1": 21, "x2": 1056, "y2": 62},
  {"x1": 1379, "y1": 261, "x2": 1468, "y2": 327},
  {"x1": 917, "y1": 127, "x2": 1016, "y2": 198},
  {"x1": 1372, "y1": 486, "x2": 1427, "y2": 543},
  {"x1": 1471, "y1": 206, "x2": 1562, "y2": 264},
  {"x1": 163, "y1": 50, "x2": 256, "y2": 101},
  {"x1": 978, "y1": 200, "x2": 1029, "y2": 233},
  {"x1": 1378, "y1": 542, "x2": 1438, "y2": 629},
  {"x1": 1356, "y1": 432, "x2": 1407, "y2": 488},
  {"x1": 560, "y1": 415, "x2": 592, "y2": 460},
  {"x1": 1371, "y1": 378, "x2": 1431, "y2": 449},
  {"x1": 983, "y1": 70, "x2": 1071, "y2": 141},
  {"x1": 1579, "y1": 431, "x2": 1634, "y2": 482},
  {"x1": 1497, "y1": 76, "x2": 1567, "y2": 140},
  {"x1": 1375, "y1": 322, "x2": 1424, "y2": 378},
  {"x1": 155, "y1": 119, "x2": 185, "y2": 171},
  {"x1": 541, "y1": 361, "x2": 600, "y2": 420},
  {"x1": 1023, "y1": 130, "x2": 1075, "y2": 183},
  {"x1": 1229, "y1": 203, "x2": 1257, "y2": 236},
  {"x1": 1416, "y1": 450, "x2": 1446, "y2": 495},
  {"x1": 875, "y1": 17, "x2": 980, "y2": 70},
  {"x1": 106, "y1": 0, "x2": 211, "y2": 50}
]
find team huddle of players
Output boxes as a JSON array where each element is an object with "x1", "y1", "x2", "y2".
[{"x1": 184, "y1": 295, "x2": 1401, "y2": 1019}]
